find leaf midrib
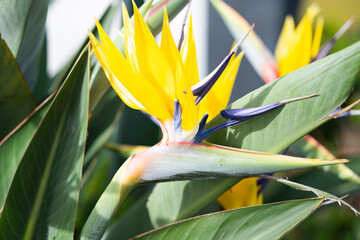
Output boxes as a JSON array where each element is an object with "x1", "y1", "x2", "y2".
[{"x1": 23, "y1": 102, "x2": 70, "y2": 240}]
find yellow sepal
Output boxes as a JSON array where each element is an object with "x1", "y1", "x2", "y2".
[
  {"x1": 89, "y1": 30, "x2": 143, "y2": 110},
  {"x1": 133, "y1": 2, "x2": 175, "y2": 116},
  {"x1": 180, "y1": 14, "x2": 200, "y2": 87},
  {"x1": 160, "y1": 9, "x2": 199, "y2": 131},
  {"x1": 90, "y1": 19, "x2": 173, "y2": 122}
]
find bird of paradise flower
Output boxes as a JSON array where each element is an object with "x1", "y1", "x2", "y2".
[{"x1": 87, "y1": 1, "x2": 346, "y2": 222}]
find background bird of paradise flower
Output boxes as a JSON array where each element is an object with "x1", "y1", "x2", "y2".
[{"x1": 0, "y1": 0, "x2": 359, "y2": 239}]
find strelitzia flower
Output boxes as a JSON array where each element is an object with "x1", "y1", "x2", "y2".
[
  {"x1": 211, "y1": 0, "x2": 354, "y2": 83},
  {"x1": 274, "y1": 4, "x2": 353, "y2": 78},
  {"x1": 275, "y1": 4, "x2": 323, "y2": 77},
  {"x1": 89, "y1": 3, "x2": 243, "y2": 144},
  {"x1": 89, "y1": 2, "x2": 325, "y2": 212}
]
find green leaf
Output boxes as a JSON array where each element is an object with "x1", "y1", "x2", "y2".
[
  {"x1": 135, "y1": 198, "x2": 324, "y2": 240},
  {"x1": 0, "y1": 47, "x2": 89, "y2": 239},
  {"x1": 75, "y1": 149, "x2": 117, "y2": 237},
  {"x1": 147, "y1": 179, "x2": 238, "y2": 228},
  {"x1": 32, "y1": 34, "x2": 51, "y2": 103},
  {"x1": 0, "y1": 96, "x2": 52, "y2": 209},
  {"x1": 106, "y1": 143, "x2": 149, "y2": 158},
  {"x1": 0, "y1": 36, "x2": 36, "y2": 140},
  {"x1": 147, "y1": 41, "x2": 360, "y2": 227},
  {"x1": 0, "y1": 0, "x2": 48, "y2": 91},
  {"x1": 80, "y1": 158, "x2": 134, "y2": 240}
]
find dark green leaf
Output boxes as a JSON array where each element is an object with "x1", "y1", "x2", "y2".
[
  {"x1": 135, "y1": 198, "x2": 324, "y2": 240},
  {"x1": 32, "y1": 34, "x2": 51, "y2": 103},
  {"x1": 147, "y1": 179, "x2": 238, "y2": 228},
  {"x1": 0, "y1": 0, "x2": 48, "y2": 91},
  {"x1": 75, "y1": 149, "x2": 118, "y2": 237},
  {"x1": 0, "y1": 96, "x2": 52, "y2": 209},
  {"x1": 80, "y1": 158, "x2": 134, "y2": 240},
  {"x1": 0, "y1": 47, "x2": 89, "y2": 239},
  {"x1": 0, "y1": 36, "x2": 36, "y2": 140}
]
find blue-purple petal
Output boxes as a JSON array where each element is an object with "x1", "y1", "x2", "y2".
[
  {"x1": 221, "y1": 102, "x2": 283, "y2": 120},
  {"x1": 173, "y1": 100, "x2": 182, "y2": 131}
]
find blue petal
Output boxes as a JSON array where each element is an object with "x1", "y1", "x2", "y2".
[
  {"x1": 256, "y1": 174, "x2": 272, "y2": 196},
  {"x1": 195, "y1": 94, "x2": 317, "y2": 142},
  {"x1": 313, "y1": 18, "x2": 354, "y2": 61},
  {"x1": 221, "y1": 102, "x2": 283, "y2": 120},
  {"x1": 330, "y1": 108, "x2": 360, "y2": 118},
  {"x1": 194, "y1": 114, "x2": 209, "y2": 143},
  {"x1": 191, "y1": 24, "x2": 254, "y2": 105},
  {"x1": 173, "y1": 100, "x2": 182, "y2": 131}
]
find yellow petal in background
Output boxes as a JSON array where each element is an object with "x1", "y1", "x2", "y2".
[
  {"x1": 275, "y1": 16, "x2": 295, "y2": 71},
  {"x1": 291, "y1": 8, "x2": 314, "y2": 69},
  {"x1": 199, "y1": 52, "x2": 243, "y2": 122},
  {"x1": 217, "y1": 177, "x2": 263, "y2": 210},
  {"x1": 275, "y1": 4, "x2": 320, "y2": 77},
  {"x1": 311, "y1": 16, "x2": 324, "y2": 58}
]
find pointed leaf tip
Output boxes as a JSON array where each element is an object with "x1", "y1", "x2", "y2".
[{"x1": 124, "y1": 143, "x2": 349, "y2": 183}]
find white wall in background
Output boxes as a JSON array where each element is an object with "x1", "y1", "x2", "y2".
[
  {"x1": 46, "y1": 0, "x2": 114, "y2": 76},
  {"x1": 46, "y1": 0, "x2": 208, "y2": 79}
]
